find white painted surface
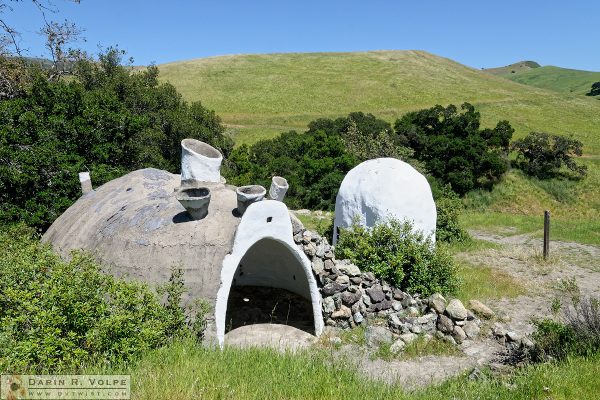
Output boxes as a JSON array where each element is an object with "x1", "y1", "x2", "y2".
[
  {"x1": 333, "y1": 158, "x2": 437, "y2": 243},
  {"x1": 78, "y1": 171, "x2": 92, "y2": 194},
  {"x1": 180, "y1": 139, "x2": 223, "y2": 183},
  {"x1": 269, "y1": 176, "x2": 289, "y2": 201},
  {"x1": 215, "y1": 200, "x2": 323, "y2": 347}
]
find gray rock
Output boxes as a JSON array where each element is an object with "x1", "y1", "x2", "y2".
[
  {"x1": 365, "y1": 325, "x2": 393, "y2": 347},
  {"x1": 401, "y1": 294, "x2": 413, "y2": 308},
  {"x1": 315, "y1": 242, "x2": 325, "y2": 258},
  {"x1": 366, "y1": 284, "x2": 386, "y2": 303},
  {"x1": 389, "y1": 313, "x2": 402, "y2": 329},
  {"x1": 392, "y1": 301, "x2": 403, "y2": 311},
  {"x1": 506, "y1": 331, "x2": 522, "y2": 343},
  {"x1": 429, "y1": 293, "x2": 446, "y2": 314},
  {"x1": 341, "y1": 290, "x2": 362, "y2": 305},
  {"x1": 352, "y1": 300, "x2": 366, "y2": 315},
  {"x1": 338, "y1": 262, "x2": 361, "y2": 277},
  {"x1": 353, "y1": 312, "x2": 364, "y2": 324},
  {"x1": 492, "y1": 323, "x2": 507, "y2": 338},
  {"x1": 324, "y1": 259, "x2": 335, "y2": 271},
  {"x1": 400, "y1": 332, "x2": 418, "y2": 345},
  {"x1": 362, "y1": 294, "x2": 372, "y2": 306},
  {"x1": 437, "y1": 314, "x2": 454, "y2": 334},
  {"x1": 336, "y1": 275, "x2": 350, "y2": 285},
  {"x1": 443, "y1": 335, "x2": 456, "y2": 345},
  {"x1": 469, "y1": 300, "x2": 495, "y2": 319},
  {"x1": 407, "y1": 306, "x2": 419, "y2": 317},
  {"x1": 363, "y1": 272, "x2": 376, "y2": 281},
  {"x1": 417, "y1": 313, "x2": 436, "y2": 324},
  {"x1": 303, "y1": 243, "x2": 316, "y2": 256},
  {"x1": 393, "y1": 288, "x2": 405, "y2": 300},
  {"x1": 390, "y1": 339, "x2": 406, "y2": 354},
  {"x1": 312, "y1": 258, "x2": 325, "y2": 275},
  {"x1": 452, "y1": 326, "x2": 467, "y2": 344},
  {"x1": 350, "y1": 277, "x2": 362, "y2": 285},
  {"x1": 322, "y1": 297, "x2": 335, "y2": 313},
  {"x1": 410, "y1": 325, "x2": 423, "y2": 334},
  {"x1": 463, "y1": 321, "x2": 480, "y2": 338},
  {"x1": 370, "y1": 300, "x2": 393, "y2": 312},
  {"x1": 331, "y1": 305, "x2": 352, "y2": 319},
  {"x1": 322, "y1": 282, "x2": 348, "y2": 296},
  {"x1": 446, "y1": 299, "x2": 468, "y2": 320}
]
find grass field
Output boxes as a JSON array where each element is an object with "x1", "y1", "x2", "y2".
[
  {"x1": 489, "y1": 65, "x2": 600, "y2": 96},
  {"x1": 85, "y1": 338, "x2": 600, "y2": 399},
  {"x1": 158, "y1": 51, "x2": 600, "y2": 150}
]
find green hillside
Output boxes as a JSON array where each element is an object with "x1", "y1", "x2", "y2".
[
  {"x1": 158, "y1": 51, "x2": 600, "y2": 234},
  {"x1": 158, "y1": 51, "x2": 599, "y2": 149},
  {"x1": 503, "y1": 66, "x2": 600, "y2": 95},
  {"x1": 484, "y1": 60, "x2": 541, "y2": 76}
]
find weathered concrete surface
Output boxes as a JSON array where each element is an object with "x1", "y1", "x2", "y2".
[
  {"x1": 333, "y1": 158, "x2": 437, "y2": 243},
  {"x1": 43, "y1": 168, "x2": 240, "y2": 305},
  {"x1": 224, "y1": 324, "x2": 316, "y2": 351}
]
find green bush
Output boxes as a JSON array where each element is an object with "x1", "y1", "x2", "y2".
[
  {"x1": 432, "y1": 184, "x2": 470, "y2": 243},
  {"x1": 334, "y1": 219, "x2": 459, "y2": 296},
  {"x1": 512, "y1": 131, "x2": 587, "y2": 179},
  {"x1": 0, "y1": 49, "x2": 232, "y2": 230},
  {"x1": 395, "y1": 103, "x2": 513, "y2": 195},
  {"x1": 0, "y1": 224, "x2": 199, "y2": 372},
  {"x1": 531, "y1": 296, "x2": 600, "y2": 361}
]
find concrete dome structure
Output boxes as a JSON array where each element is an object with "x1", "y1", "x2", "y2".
[
  {"x1": 43, "y1": 141, "x2": 323, "y2": 347},
  {"x1": 333, "y1": 158, "x2": 437, "y2": 243}
]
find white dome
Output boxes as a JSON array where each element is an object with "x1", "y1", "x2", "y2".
[{"x1": 333, "y1": 158, "x2": 437, "y2": 243}]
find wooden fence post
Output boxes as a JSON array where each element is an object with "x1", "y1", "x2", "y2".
[{"x1": 543, "y1": 210, "x2": 550, "y2": 260}]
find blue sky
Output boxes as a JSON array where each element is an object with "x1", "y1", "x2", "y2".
[{"x1": 6, "y1": 0, "x2": 599, "y2": 70}]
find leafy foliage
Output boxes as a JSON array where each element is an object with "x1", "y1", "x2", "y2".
[
  {"x1": 512, "y1": 132, "x2": 587, "y2": 179},
  {"x1": 0, "y1": 224, "x2": 205, "y2": 372},
  {"x1": 224, "y1": 129, "x2": 357, "y2": 210},
  {"x1": 394, "y1": 103, "x2": 513, "y2": 195},
  {"x1": 335, "y1": 219, "x2": 459, "y2": 296},
  {"x1": 0, "y1": 49, "x2": 232, "y2": 230},
  {"x1": 586, "y1": 81, "x2": 600, "y2": 96},
  {"x1": 432, "y1": 184, "x2": 470, "y2": 242},
  {"x1": 224, "y1": 112, "x2": 417, "y2": 211}
]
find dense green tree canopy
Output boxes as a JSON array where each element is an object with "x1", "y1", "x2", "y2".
[
  {"x1": 394, "y1": 103, "x2": 513, "y2": 195},
  {"x1": 0, "y1": 50, "x2": 232, "y2": 229},
  {"x1": 512, "y1": 132, "x2": 587, "y2": 179},
  {"x1": 586, "y1": 81, "x2": 600, "y2": 97}
]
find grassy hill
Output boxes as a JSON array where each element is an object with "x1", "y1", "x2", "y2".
[
  {"x1": 158, "y1": 51, "x2": 600, "y2": 240},
  {"x1": 484, "y1": 60, "x2": 541, "y2": 76},
  {"x1": 485, "y1": 61, "x2": 600, "y2": 96}
]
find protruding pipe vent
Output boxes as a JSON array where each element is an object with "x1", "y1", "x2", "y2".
[
  {"x1": 175, "y1": 186, "x2": 211, "y2": 220},
  {"x1": 269, "y1": 176, "x2": 289, "y2": 201},
  {"x1": 79, "y1": 172, "x2": 92, "y2": 195},
  {"x1": 181, "y1": 139, "x2": 223, "y2": 183},
  {"x1": 236, "y1": 185, "x2": 266, "y2": 215}
]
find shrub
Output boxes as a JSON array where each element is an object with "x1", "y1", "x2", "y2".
[
  {"x1": 512, "y1": 131, "x2": 587, "y2": 179},
  {"x1": 432, "y1": 184, "x2": 470, "y2": 243},
  {"x1": 0, "y1": 224, "x2": 202, "y2": 372},
  {"x1": 334, "y1": 219, "x2": 459, "y2": 296},
  {"x1": 0, "y1": 49, "x2": 232, "y2": 230},
  {"x1": 394, "y1": 103, "x2": 513, "y2": 195},
  {"x1": 531, "y1": 295, "x2": 600, "y2": 361}
]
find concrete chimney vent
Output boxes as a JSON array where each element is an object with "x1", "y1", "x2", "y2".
[{"x1": 181, "y1": 139, "x2": 223, "y2": 183}]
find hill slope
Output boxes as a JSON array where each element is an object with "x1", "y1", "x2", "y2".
[
  {"x1": 484, "y1": 60, "x2": 541, "y2": 76},
  {"x1": 158, "y1": 51, "x2": 600, "y2": 154},
  {"x1": 158, "y1": 51, "x2": 600, "y2": 238},
  {"x1": 501, "y1": 66, "x2": 600, "y2": 95}
]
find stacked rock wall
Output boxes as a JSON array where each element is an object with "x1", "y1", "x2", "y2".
[{"x1": 292, "y1": 221, "x2": 485, "y2": 344}]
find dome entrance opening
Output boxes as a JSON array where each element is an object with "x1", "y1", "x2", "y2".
[{"x1": 224, "y1": 238, "x2": 315, "y2": 336}]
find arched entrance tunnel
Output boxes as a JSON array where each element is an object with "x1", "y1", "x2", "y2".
[{"x1": 225, "y1": 238, "x2": 316, "y2": 335}]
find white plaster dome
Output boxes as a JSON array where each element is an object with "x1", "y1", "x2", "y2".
[{"x1": 333, "y1": 158, "x2": 437, "y2": 242}]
